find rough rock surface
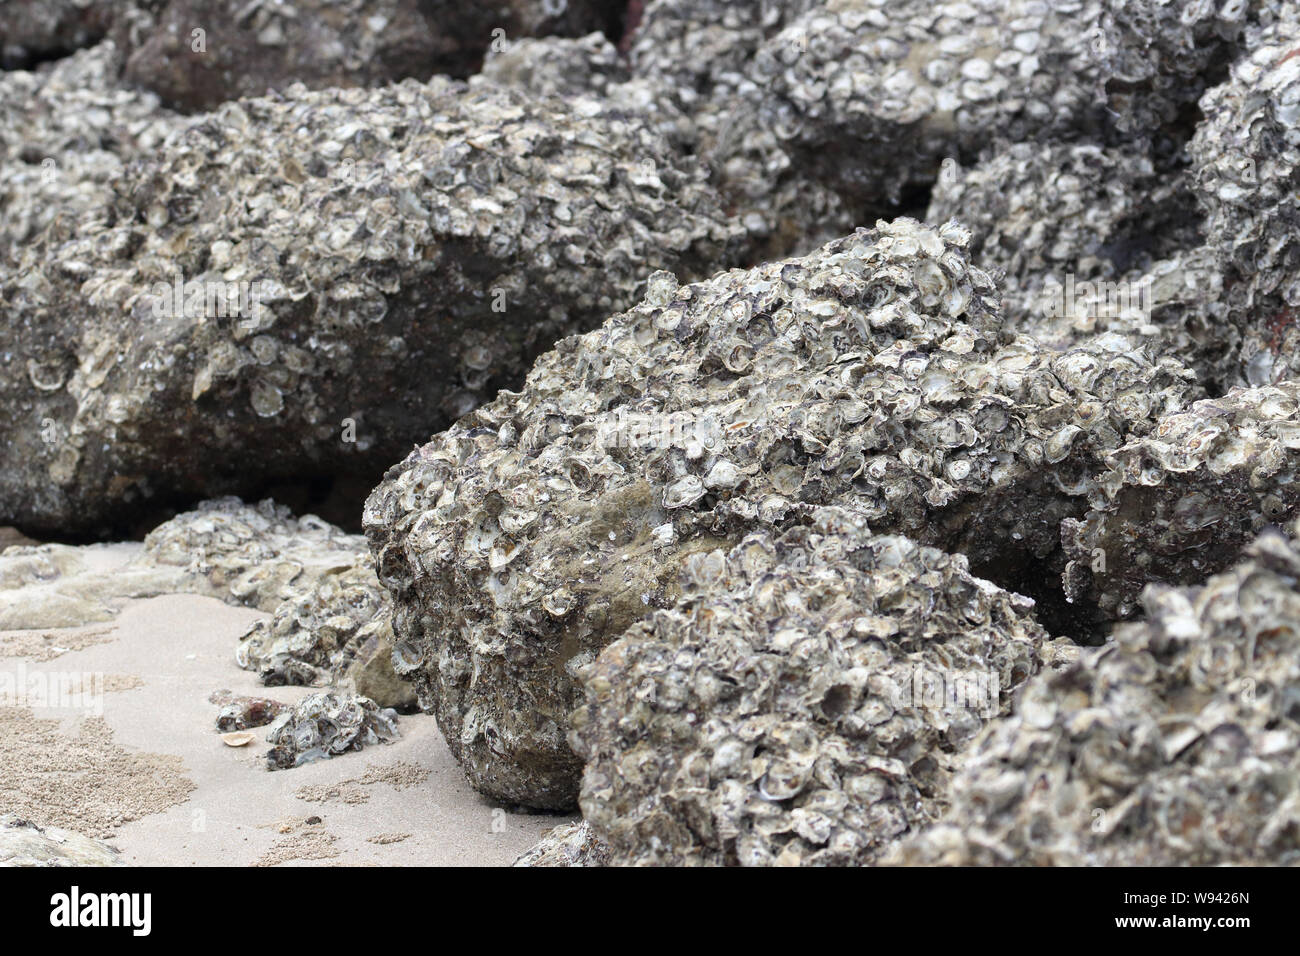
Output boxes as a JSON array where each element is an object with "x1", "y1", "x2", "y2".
[
  {"x1": 0, "y1": 0, "x2": 116, "y2": 69},
  {"x1": 704, "y1": 0, "x2": 1252, "y2": 218},
  {"x1": 265, "y1": 691, "x2": 400, "y2": 770},
  {"x1": 891, "y1": 523, "x2": 1300, "y2": 866},
  {"x1": 103, "y1": 0, "x2": 626, "y2": 112},
  {"x1": 0, "y1": 76, "x2": 742, "y2": 537},
  {"x1": 926, "y1": 142, "x2": 1196, "y2": 340},
  {"x1": 365, "y1": 221, "x2": 1196, "y2": 808},
  {"x1": 568, "y1": 511, "x2": 1046, "y2": 866},
  {"x1": 1062, "y1": 383, "x2": 1300, "y2": 621},
  {"x1": 121, "y1": 0, "x2": 445, "y2": 112},
  {"x1": 512, "y1": 820, "x2": 609, "y2": 867},
  {"x1": 1179, "y1": 11, "x2": 1300, "y2": 391},
  {"x1": 0, "y1": 42, "x2": 179, "y2": 262},
  {"x1": 0, "y1": 815, "x2": 124, "y2": 867}
]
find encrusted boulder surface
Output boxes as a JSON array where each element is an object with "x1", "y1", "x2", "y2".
[
  {"x1": 365, "y1": 220, "x2": 1196, "y2": 808},
  {"x1": 1062, "y1": 383, "x2": 1300, "y2": 621},
  {"x1": 568, "y1": 510, "x2": 1046, "y2": 866},
  {"x1": 926, "y1": 142, "x2": 1197, "y2": 341},
  {"x1": 512, "y1": 821, "x2": 609, "y2": 867},
  {"x1": 0, "y1": 42, "x2": 178, "y2": 261},
  {"x1": 1180, "y1": 11, "x2": 1300, "y2": 391},
  {"x1": 891, "y1": 523, "x2": 1300, "y2": 866},
  {"x1": 1, "y1": 76, "x2": 742, "y2": 537}
]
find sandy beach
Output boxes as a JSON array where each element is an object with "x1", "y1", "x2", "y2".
[{"x1": 1, "y1": 587, "x2": 573, "y2": 866}]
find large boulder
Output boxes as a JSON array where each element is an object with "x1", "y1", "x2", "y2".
[
  {"x1": 0, "y1": 76, "x2": 742, "y2": 537},
  {"x1": 568, "y1": 511, "x2": 1047, "y2": 865},
  {"x1": 365, "y1": 220, "x2": 1195, "y2": 809}
]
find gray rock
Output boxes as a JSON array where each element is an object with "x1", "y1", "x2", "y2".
[
  {"x1": 0, "y1": 41, "x2": 179, "y2": 263},
  {"x1": 1061, "y1": 383, "x2": 1300, "y2": 621},
  {"x1": 0, "y1": 76, "x2": 743, "y2": 537},
  {"x1": 265, "y1": 691, "x2": 400, "y2": 770},
  {"x1": 364, "y1": 220, "x2": 1195, "y2": 809},
  {"x1": 568, "y1": 510, "x2": 1046, "y2": 866},
  {"x1": 512, "y1": 820, "x2": 608, "y2": 867},
  {"x1": 926, "y1": 142, "x2": 1195, "y2": 341},
  {"x1": 891, "y1": 522, "x2": 1300, "y2": 865},
  {"x1": 118, "y1": 0, "x2": 626, "y2": 112},
  {"x1": 1180, "y1": 10, "x2": 1300, "y2": 390},
  {"x1": 0, "y1": 815, "x2": 124, "y2": 867}
]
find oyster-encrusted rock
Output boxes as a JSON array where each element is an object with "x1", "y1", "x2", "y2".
[
  {"x1": 119, "y1": 0, "x2": 625, "y2": 112},
  {"x1": 512, "y1": 821, "x2": 609, "y2": 867},
  {"x1": 365, "y1": 220, "x2": 1195, "y2": 808},
  {"x1": 0, "y1": 76, "x2": 743, "y2": 536},
  {"x1": 476, "y1": 32, "x2": 627, "y2": 102},
  {"x1": 0, "y1": 815, "x2": 124, "y2": 867},
  {"x1": 739, "y1": 0, "x2": 1254, "y2": 212},
  {"x1": 264, "y1": 691, "x2": 400, "y2": 770},
  {"x1": 927, "y1": 142, "x2": 1198, "y2": 340},
  {"x1": 0, "y1": 540, "x2": 189, "y2": 630},
  {"x1": 892, "y1": 524, "x2": 1300, "y2": 865},
  {"x1": 1098, "y1": 0, "x2": 1256, "y2": 147},
  {"x1": 1179, "y1": 11, "x2": 1300, "y2": 390},
  {"x1": 0, "y1": 42, "x2": 179, "y2": 261},
  {"x1": 568, "y1": 511, "x2": 1046, "y2": 866},
  {"x1": 234, "y1": 547, "x2": 397, "y2": 696},
  {"x1": 1062, "y1": 383, "x2": 1300, "y2": 621}
]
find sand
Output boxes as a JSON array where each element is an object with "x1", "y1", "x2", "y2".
[{"x1": 0, "y1": 592, "x2": 574, "y2": 866}]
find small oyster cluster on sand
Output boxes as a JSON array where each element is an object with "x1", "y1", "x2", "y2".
[{"x1": 6, "y1": 0, "x2": 1300, "y2": 867}]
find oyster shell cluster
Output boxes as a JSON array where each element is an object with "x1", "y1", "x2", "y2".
[
  {"x1": 365, "y1": 221, "x2": 1205, "y2": 809},
  {"x1": 264, "y1": 690, "x2": 400, "y2": 771},
  {"x1": 9, "y1": 0, "x2": 1300, "y2": 866},
  {"x1": 1, "y1": 68, "x2": 741, "y2": 537},
  {"x1": 567, "y1": 509, "x2": 1046, "y2": 866},
  {"x1": 890, "y1": 521, "x2": 1300, "y2": 865}
]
